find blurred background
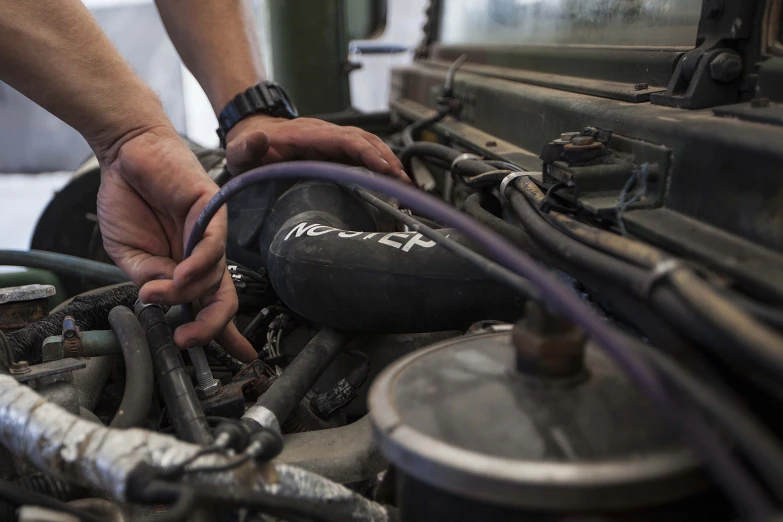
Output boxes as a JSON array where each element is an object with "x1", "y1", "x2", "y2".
[{"x1": 0, "y1": 0, "x2": 427, "y2": 253}]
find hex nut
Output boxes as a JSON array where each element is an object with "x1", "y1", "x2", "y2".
[
  {"x1": 196, "y1": 380, "x2": 222, "y2": 399},
  {"x1": 710, "y1": 52, "x2": 742, "y2": 83}
]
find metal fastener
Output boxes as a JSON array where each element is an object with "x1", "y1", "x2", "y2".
[
  {"x1": 560, "y1": 132, "x2": 580, "y2": 142},
  {"x1": 62, "y1": 316, "x2": 81, "y2": 358},
  {"x1": 571, "y1": 136, "x2": 595, "y2": 146},
  {"x1": 633, "y1": 82, "x2": 649, "y2": 91},
  {"x1": 513, "y1": 301, "x2": 587, "y2": 379},
  {"x1": 710, "y1": 52, "x2": 742, "y2": 83}
]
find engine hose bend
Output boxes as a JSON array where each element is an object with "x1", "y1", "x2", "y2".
[
  {"x1": 108, "y1": 306, "x2": 153, "y2": 429},
  {"x1": 250, "y1": 181, "x2": 524, "y2": 332},
  {"x1": 184, "y1": 161, "x2": 772, "y2": 518}
]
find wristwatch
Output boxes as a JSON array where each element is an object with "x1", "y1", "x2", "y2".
[{"x1": 216, "y1": 81, "x2": 299, "y2": 148}]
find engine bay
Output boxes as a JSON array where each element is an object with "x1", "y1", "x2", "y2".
[{"x1": 2, "y1": 2, "x2": 783, "y2": 518}]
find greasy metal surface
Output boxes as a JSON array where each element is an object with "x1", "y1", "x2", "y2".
[
  {"x1": 392, "y1": 64, "x2": 783, "y2": 255},
  {"x1": 424, "y1": 59, "x2": 665, "y2": 103},
  {"x1": 13, "y1": 358, "x2": 86, "y2": 383},
  {"x1": 0, "y1": 299, "x2": 49, "y2": 331},
  {"x1": 391, "y1": 98, "x2": 540, "y2": 171},
  {"x1": 432, "y1": 44, "x2": 686, "y2": 88},
  {"x1": 278, "y1": 415, "x2": 386, "y2": 484},
  {"x1": 0, "y1": 375, "x2": 391, "y2": 521},
  {"x1": 0, "y1": 285, "x2": 56, "y2": 304},
  {"x1": 369, "y1": 332, "x2": 704, "y2": 511}
]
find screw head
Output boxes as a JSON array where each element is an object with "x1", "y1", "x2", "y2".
[
  {"x1": 710, "y1": 52, "x2": 742, "y2": 83},
  {"x1": 196, "y1": 380, "x2": 222, "y2": 399}
]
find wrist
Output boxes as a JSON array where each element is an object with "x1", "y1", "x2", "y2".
[{"x1": 85, "y1": 84, "x2": 175, "y2": 167}]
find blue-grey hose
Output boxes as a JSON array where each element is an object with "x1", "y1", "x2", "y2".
[
  {"x1": 183, "y1": 161, "x2": 772, "y2": 519},
  {"x1": 0, "y1": 250, "x2": 127, "y2": 285}
]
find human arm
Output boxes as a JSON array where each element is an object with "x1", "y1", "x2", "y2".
[
  {"x1": 155, "y1": 0, "x2": 408, "y2": 180},
  {"x1": 0, "y1": 0, "x2": 256, "y2": 361}
]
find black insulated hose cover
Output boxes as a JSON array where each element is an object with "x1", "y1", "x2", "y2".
[
  {"x1": 108, "y1": 306, "x2": 154, "y2": 429},
  {"x1": 134, "y1": 302, "x2": 212, "y2": 445},
  {"x1": 245, "y1": 328, "x2": 353, "y2": 432}
]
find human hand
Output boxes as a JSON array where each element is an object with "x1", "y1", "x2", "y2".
[
  {"x1": 223, "y1": 114, "x2": 409, "y2": 182},
  {"x1": 96, "y1": 126, "x2": 256, "y2": 362}
]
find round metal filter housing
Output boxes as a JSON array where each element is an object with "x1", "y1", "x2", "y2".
[{"x1": 369, "y1": 332, "x2": 707, "y2": 512}]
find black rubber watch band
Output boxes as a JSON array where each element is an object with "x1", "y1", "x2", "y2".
[{"x1": 216, "y1": 81, "x2": 298, "y2": 148}]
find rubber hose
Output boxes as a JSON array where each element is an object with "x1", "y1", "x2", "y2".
[
  {"x1": 7, "y1": 285, "x2": 138, "y2": 364},
  {"x1": 244, "y1": 328, "x2": 353, "y2": 431},
  {"x1": 0, "y1": 250, "x2": 127, "y2": 285},
  {"x1": 256, "y1": 181, "x2": 524, "y2": 331},
  {"x1": 108, "y1": 306, "x2": 153, "y2": 429},
  {"x1": 0, "y1": 475, "x2": 87, "y2": 522},
  {"x1": 462, "y1": 192, "x2": 543, "y2": 254},
  {"x1": 134, "y1": 303, "x2": 212, "y2": 445},
  {"x1": 399, "y1": 142, "x2": 498, "y2": 178}
]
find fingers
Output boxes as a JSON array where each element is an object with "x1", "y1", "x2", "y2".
[
  {"x1": 225, "y1": 128, "x2": 272, "y2": 176},
  {"x1": 357, "y1": 130, "x2": 410, "y2": 183},
  {"x1": 217, "y1": 322, "x2": 257, "y2": 363},
  {"x1": 173, "y1": 269, "x2": 238, "y2": 348}
]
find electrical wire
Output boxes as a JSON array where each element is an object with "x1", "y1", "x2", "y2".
[
  {"x1": 0, "y1": 479, "x2": 104, "y2": 522},
  {"x1": 182, "y1": 160, "x2": 774, "y2": 519},
  {"x1": 516, "y1": 178, "x2": 783, "y2": 388}
]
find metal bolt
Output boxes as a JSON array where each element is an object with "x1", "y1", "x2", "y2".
[
  {"x1": 751, "y1": 97, "x2": 771, "y2": 108},
  {"x1": 571, "y1": 136, "x2": 595, "y2": 146},
  {"x1": 513, "y1": 302, "x2": 587, "y2": 379},
  {"x1": 485, "y1": 140, "x2": 498, "y2": 147},
  {"x1": 710, "y1": 52, "x2": 742, "y2": 83},
  {"x1": 190, "y1": 346, "x2": 222, "y2": 398},
  {"x1": 633, "y1": 82, "x2": 649, "y2": 91},
  {"x1": 560, "y1": 132, "x2": 580, "y2": 142}
]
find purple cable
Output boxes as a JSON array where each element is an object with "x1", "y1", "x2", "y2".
[{"x1": 184, "y1": 161, "x2": 771, "y2": 519}]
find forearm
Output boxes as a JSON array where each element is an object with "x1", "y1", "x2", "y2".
[
  {"x1": 0, "y1": 0, "x2": 171, "y2": 163},
  {"x1": 156, "y1": 0, "x2": 266, "y2": 115}
]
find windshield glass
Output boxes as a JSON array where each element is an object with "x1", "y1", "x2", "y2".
[{"x1": 439, "y1": 0, "x2": 701, "y2": 47}]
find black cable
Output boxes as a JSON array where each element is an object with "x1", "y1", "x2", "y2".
[
  {"x1": 0, "y1": 479, "x2": 103, "y2": 522},
  {"x1": 461, "y1": 169, "x2": 512, "y2": 188},
  {"x1": 486, "y1": 160, "x2": 523, "y2": 172},
  {"x1": 0, "y1": 250, "x2": 127, "y2": 285},
  {"x1": 180, "y1": 452, "x2": 254, "y2": 475}
]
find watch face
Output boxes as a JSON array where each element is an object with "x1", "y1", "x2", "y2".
[
  {"x1": 274, "y1": 83, "x2": 299, "y2": 119},
  {"x1": 280, "y1": 88, "x2": 299, "y2": 118}
]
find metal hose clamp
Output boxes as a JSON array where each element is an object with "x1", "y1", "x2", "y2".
[
  {"x1": 449, "y1": 153, "x2": 482, "y2": 173},
  {"x1": 499, "y1": 171, "x2": 530, "y2": 203}
]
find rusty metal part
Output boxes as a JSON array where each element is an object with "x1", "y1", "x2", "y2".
[
  {"x1": 61, "y1": 316, "x2": 81, "y2": 358},
  {"x1": 0, "y1": 285, "x2": 55, "y2": 331},
  {"x1": 513, "y1": 301, "x2": 587, "y2": 379}
]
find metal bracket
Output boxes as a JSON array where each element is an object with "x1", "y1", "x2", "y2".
[{"x1": 651, "y1": 0, "x2": 758, "y2": 109}]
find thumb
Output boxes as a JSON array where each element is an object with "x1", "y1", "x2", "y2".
[{"x1": 225, "y1": 128, "x2": 272, "y2": 176}]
